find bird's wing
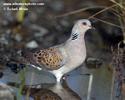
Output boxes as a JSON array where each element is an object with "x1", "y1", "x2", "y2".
[
  {"x1": 9, "y1": 57, "x2": 29, "y2": 64},
  {"x1": 22, "y1": 46, "x2": 65, "y2": 71},
  {"x1": 9, "y1": 53, "x2": 41, "y2": 67},
  {"x1": 21, "y1": 51, "x2": 41, "y2": 67}
]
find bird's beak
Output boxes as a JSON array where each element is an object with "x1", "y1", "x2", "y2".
[
  {"x1": 91, "y1": 26, "x2": 95, "y2": 30},
  {"x1": 89, "y1": 26, "x2": 95, "y2": 30}
]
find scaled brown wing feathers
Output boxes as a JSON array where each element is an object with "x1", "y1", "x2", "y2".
[
  {"x1": 33, "y1": 46, "x2": 65, "y2": 70},
  {"x1": 21, "y1": 46, "x2": 65, "y2": 71},
  {"x1": 21, "y1": 51, "x2": 41, "y2": 67}
]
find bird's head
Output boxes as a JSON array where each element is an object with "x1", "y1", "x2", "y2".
[
  {"x1": 70, "y1": 19, "x2": 95, "y2": 40},
  {"x1": 72, "y1": 19, "x2": 95, "y2": 32}
]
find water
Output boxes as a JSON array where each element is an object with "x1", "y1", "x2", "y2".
[{"x1": 0, "y1": 61, "x2": 114, "y2": 100}]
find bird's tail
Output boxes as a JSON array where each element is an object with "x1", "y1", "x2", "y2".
[
  {"x1": 9, "y1": 51, "x2": 41, "y2": 67},
  {"x1": 9, "y1": 57, "x2": 28, "y2": 64}
]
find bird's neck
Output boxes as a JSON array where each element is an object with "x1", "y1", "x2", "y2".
[
  {"x1": 69, "y1": 29, "x2": 86, "y2": 41},
  {"x1": 63, "y1": 30, "x2": 86, "y2": 51},
  {"x1": 64, "y1": 29, "x2": 86, "y2": 57}
]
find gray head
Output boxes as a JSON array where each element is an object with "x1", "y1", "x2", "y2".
[
  {"x1": 70, "y1": 19, "x2": 94, "y2": 40},
  {"x1": 72, "y1": 19, "x2": 94, "y2": 32}
]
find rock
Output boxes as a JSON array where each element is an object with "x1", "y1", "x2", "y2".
[
  {"x1": 26, "y1": 40, "x2": 38, "y2": 49},
  {"x1": 6, "y1": 62, "x2": 26, "y2": 72},
  {"x1": 0, "y1": 82, "x2": 15, "y2": 100},
  {"x1": 60, "y1": 19, "x2": 69, "y2": 27},
  {"x1": 1, "y1": 20, "x2": 8, "y2": 26},
  {"x1": 30, "y1": 24, "x2": 49, "y2": 37},
  {"x1": 24, "y1": 11, "x2": 37, "y2": 22},
  {"x1": 85, "y1": 58, "x2": 102, "y2": 69},
  {"x1": 6, "y1": 29, "x2": 11, "y2": 34},
  {"x1": 15, "y1": 33, "x2": 22, "y2": 42},
  {"x1": 0, "y1": 35, "x2": 9, "y2": 45},
  {"x1": 34, "y1": 32, "x2": 46, "y2": 37}
]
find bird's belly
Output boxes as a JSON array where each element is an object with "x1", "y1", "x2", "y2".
[
  {"x1": 50, "y1": 53, "x2": 86, "y2": 76},
  {"x1": 64, "y1": 54, "x2": 86, "y2": 73},
  {"x1": 50, "y1": 43, "x2": 86, "y2": 75},
  {"x1": 62, "y1": 45, "x2": 86, "y2": 73}
]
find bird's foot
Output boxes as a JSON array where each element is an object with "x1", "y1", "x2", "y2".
[{"x1": 62, "y1": 76, "x2": 66, "y2": 80}]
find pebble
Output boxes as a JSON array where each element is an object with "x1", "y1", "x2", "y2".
[
  {"x1": 34, "y1": 32, "x2": 46, "y2": 37},
  {"x1": 6, "y1": 29, "x2": 11, "y2": 34},
  {"x1": 1, "y1": 20, "x2": 8, "y2": 26},
  {"x1": 30, "y1": 25, "x2": 49, "y2": 37},
  {"x1": 6, "y1": 63, "x2": 26, "y2": 71},
  {"x1": 26, "y1": 40, "x2": 38, "y2": 49},
  {"x1": 86, "y1": 58, "x2": 102, "y2": 64},
  {"x1": 85, "y1": 58, "x2": 102, "y2": 69},
  {"x1": 15, "y1": 33, "x2": 22, "y2": 42},
  {"x1": 60, "y1": 19, "x2": 69, "y2": 27},
  {"x1": 0, "y1": 36, "x2": 9, "y2": 45}
]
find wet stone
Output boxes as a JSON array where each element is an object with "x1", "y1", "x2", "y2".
[
  {"x1": 0, "y1": 82, "x2": 15, "y2": 100},
  {"x1": 0, "y1": 72, "x2": 3, "y2": 78},
  {"x1": 30, "y1": 25, "x2": 49, "y2": 37},
  {"x1": 26, "y1": 40, "x2": 38, "y2": 49},
  {"x1": 85, "y1": 58, "x2": 102, "y2": 69},
  {"x1": 6, "y1": 62, "x2": 26, "y2": 71},
  {"x1": 14, "y1": 33, "x2": 22, "y2": 42}
]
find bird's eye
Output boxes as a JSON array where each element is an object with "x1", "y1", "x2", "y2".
[{"x1": 82, "y1": 22, "x2": 87, "y2": 26}]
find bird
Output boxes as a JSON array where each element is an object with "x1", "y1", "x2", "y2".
[{"x1": 9, "y1": 19, "x2": 95, "y2": 83}]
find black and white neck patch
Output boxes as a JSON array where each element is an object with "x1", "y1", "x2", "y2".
[{"x1": 71, "y1": 33, "x2": 78, "y2": 40}]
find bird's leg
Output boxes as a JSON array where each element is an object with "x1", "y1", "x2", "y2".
[
  {"x1": 62, "y1": 76, "x2": 66, "y2": 80},
  {"x1": 56, "y1": 74, "x2": 63, "y2": 83}
]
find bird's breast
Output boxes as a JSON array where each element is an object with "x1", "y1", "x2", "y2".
[
  {"x1": 60, "y1": 40, "x2": 86, "y2": 73},
  {"x1": 68, "y1": 44, "x2": 86, "y2": 66}
]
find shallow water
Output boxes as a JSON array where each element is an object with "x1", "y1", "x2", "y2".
[{"x1": 0, "y1": 61, "x2": 115, "y2": 100}]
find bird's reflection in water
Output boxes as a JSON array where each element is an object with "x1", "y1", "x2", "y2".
[{"x1": 8, "y1": 80, "x2": 82, "y2": 100}]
